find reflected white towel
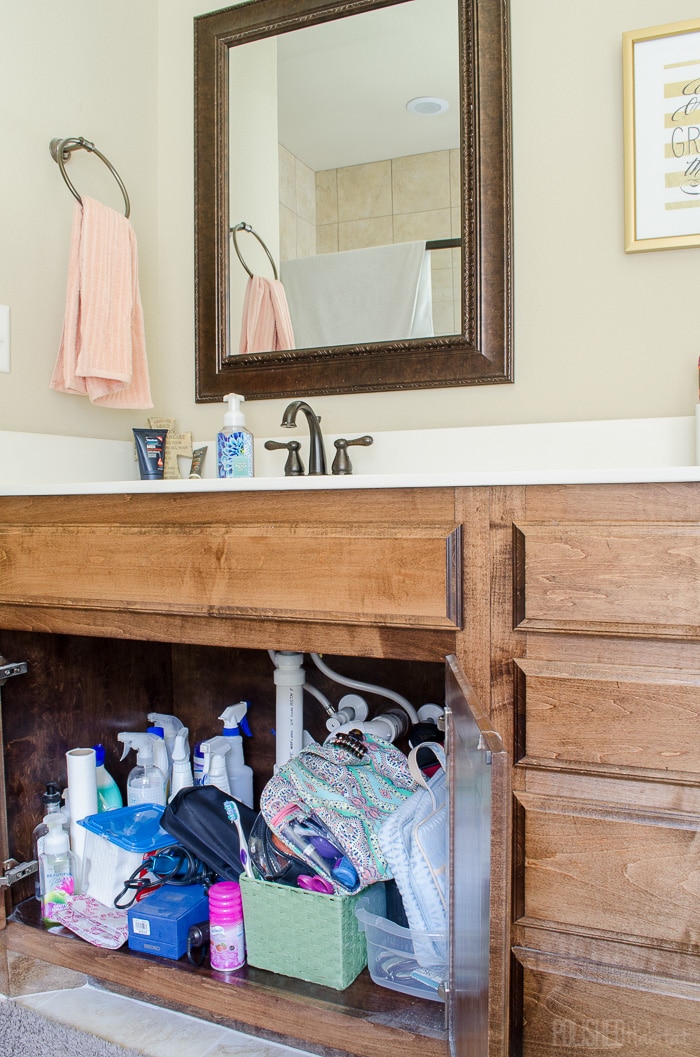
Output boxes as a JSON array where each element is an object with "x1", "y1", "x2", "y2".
[
  {"x1": 280, "y1": 241, "x2": 433, "y2": 349},
  {"x1": 50, "y1": 196, "x2": 153, "y2": 408}
]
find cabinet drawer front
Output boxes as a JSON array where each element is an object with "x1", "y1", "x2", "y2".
[
  {"x1": 0, "y1": 522, "x2": 461, "y2": 630},
  {"x1": 516, "y1": 793, "x2": 700, "y2": 950},
  {"x1": 514, "y1": 523, "x2": 700, "y2": 638},
  {"x1": 516, "y1": 950, "x2": 700, "y2": 1057},
  {"x1": 515, "y1": 660, "x2": 700, "y2": 777}
]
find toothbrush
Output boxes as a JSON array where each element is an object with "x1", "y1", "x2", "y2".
[{"x1": 224, "y1": 799, "x2": 255, "y2": 877}]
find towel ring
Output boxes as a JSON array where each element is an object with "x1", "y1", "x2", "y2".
[
  {"x1": 230, "y1": 222, "x2": 278, "y2": 280},
  {"x1": 50, "y1": 137, "x2": 131, "y2": 218}
]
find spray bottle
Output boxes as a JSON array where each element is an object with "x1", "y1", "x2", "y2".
[
  {"x1": 169, "y1": 726, "x2": 194, "y2": 802},
  {"x1": 217, "y1": 393, "x2": 254, "y2": 479},
  {"x1": 218, "y1": 702, "x2": 254, "y2": 808},
  {"x1": 200, "y1": 737, "x2": 233, "y2": 795},
  {"x1": 147, "y1": 713, "x2": 185, "y2": 772},
  {"x1": 147, "y1": 725, "x2": 171, "y2": 794},
  {"x1": 117, "y1": 733, "x2": 167, "y2": 806}
]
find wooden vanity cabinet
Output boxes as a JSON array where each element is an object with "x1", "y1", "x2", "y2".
[
  {"x1": 0, "y1": 487, "x2": 509, "y2": 1057},
  {"x1": 1, "y1": 481, "x2": 699, "y2": 1056},
  {"x1": 492, "y1": 483, "x2": 700, "y2": 1056}
]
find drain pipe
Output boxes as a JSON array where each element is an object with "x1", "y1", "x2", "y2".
[{"x1": 269, "y1": 650, "x2": 306, "y2": 769}]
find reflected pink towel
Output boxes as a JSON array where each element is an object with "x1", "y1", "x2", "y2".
[
  {"x1": 50, "y1": 196, "x2": 153, "y2": 408},
  {"x1": 239, "y1": 275, "x2": 295, "y2": 355}
]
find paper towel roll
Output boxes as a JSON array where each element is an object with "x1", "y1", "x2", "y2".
[{"x1": 66, "y1": 747, "x2": 98, "y2": 887}]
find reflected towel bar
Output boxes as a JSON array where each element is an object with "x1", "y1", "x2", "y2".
[
  {"x1": 231, "y1": 221, "x2": 279, "y2": 280},
  {"x1": 49, "y1": 136, "x2": 131, "y2": 218}
]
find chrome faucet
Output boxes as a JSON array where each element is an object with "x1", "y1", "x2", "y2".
[{"x1": 280, "y1": 400, "x2": 327, "y2": 475}]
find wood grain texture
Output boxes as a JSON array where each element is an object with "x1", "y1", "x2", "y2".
[
  {"x1": 515, "y1": 659, "x2": 700, "y2": 777},
  {"x1": 516, "y1": 791, "x2": 700, "y2": 950},
  {"x1": 514, "y1": 522, "x2": 700, "y2": 638},
  {"x1": 5, "y1": 920, "x2": 446, "y2": 1057},
  {"x1": 515, "y1": 948, "x2": 700, "y2": 1057},
  {"x1": 0, "y1": 493, "x2": 462, "y2": 631}
]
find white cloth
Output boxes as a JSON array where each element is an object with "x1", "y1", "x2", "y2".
[{"x1": 280, "y1": 241, "x2": 433, "y2": 349}]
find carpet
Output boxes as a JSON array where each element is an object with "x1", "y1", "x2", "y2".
[{"x1": 0, "y1": 999, "x2": 144, "y2": 1057}]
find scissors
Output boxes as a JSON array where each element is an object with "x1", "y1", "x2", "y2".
[{"x1": 297, "y1": 875, "x2": 335, "y2": 894}]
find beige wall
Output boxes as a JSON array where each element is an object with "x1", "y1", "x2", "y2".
[{"x1": 2, "y1": 0, "x2": 700, "y2": 446}]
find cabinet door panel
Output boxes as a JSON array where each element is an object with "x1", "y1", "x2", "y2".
[
  {"x1": 516, "y1": 792, "x2": 700, "y2": 949},
  {"x1": 514, "y1": 523, "x2": 700, "y2": 638},
  {"x1": 515, "y1": 659, "x2": 700, "y2": 777},
  {"x1": 0, "y1": 522, "x2": 461, "y2": 630},
  {"x1": 515, "y1": 948, "x2": 700, "y2": 1057}
]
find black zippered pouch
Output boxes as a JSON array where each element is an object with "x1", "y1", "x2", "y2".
[{"x1": 160, "y1": 785, "x2": 257, "y2": 882}]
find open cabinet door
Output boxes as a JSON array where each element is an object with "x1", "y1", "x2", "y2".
[
  {"x1": 0, "y1": 685, "x2": 9, "y2": 930},
  {"x1": 445, "y1": 655, "x2": 510, "y2": 1057}
]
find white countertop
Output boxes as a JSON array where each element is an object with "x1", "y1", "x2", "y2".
[
  {"x1": 3, "y1": 464, "x2": 700, "y2": 497},
  {"x1": 2, "y1": 415, "x2": 699, "y2": 495}
]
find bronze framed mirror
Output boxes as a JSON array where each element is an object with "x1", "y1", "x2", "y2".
[{"x1": 195, "y1": 0, "x2": 512, "y2": 401}]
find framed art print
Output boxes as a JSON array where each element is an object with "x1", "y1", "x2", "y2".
[{"x1": 624, "y1": 17, "x2": 700, "y2": 251}]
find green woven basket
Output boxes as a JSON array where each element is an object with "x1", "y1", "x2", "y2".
[{"x1": 240, "y1": 875, "x2": 380, "y2": 990}]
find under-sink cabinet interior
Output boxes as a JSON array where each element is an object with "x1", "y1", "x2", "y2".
[{"x1": 0, "y1": 484, "x2": 699, "y2": 1057}]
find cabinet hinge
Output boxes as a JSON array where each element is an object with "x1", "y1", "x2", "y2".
[
  {"x1": 0, "y1": 657, "x2": 28, "y2": 686},
  {"x1": 0, "y1": 858, "x2": 38, "y2": 888},
  {"x1": 476, "y1": 733, "x2": 493, "y2": 763}
]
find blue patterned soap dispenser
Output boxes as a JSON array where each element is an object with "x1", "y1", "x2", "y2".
[{"x1": 217, "y1": 393, "x2": 254, "y2": 478}]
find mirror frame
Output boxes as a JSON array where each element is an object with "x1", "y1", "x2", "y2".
[{"x1": 195, "y1": 0, "x2": 512, "y2": 402}]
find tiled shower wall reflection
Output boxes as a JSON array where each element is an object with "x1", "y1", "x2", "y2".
[{"x1": 279, "y1": 144, "x2": 461, "y2": 336}]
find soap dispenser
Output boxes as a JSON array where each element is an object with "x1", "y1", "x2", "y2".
[{"x1": 217, "y1": 392, "x2": 254, "y2": 479}]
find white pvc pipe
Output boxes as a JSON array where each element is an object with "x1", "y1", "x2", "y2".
[{"x1": 270, "y1": 651, "x2": 306, "y2": 768}]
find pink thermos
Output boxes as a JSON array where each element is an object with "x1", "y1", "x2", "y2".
[{"x1": 208, "y1": 881, "x2": 246, "y2": 972}]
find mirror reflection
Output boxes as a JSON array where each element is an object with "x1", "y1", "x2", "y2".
[{"x1": 228, "y1": 0, "x2": 461, "y2": 357}]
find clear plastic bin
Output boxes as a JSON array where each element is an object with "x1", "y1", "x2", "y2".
[{"x1": 355, "y1": 905, "x2": 446, "y2": 1002}]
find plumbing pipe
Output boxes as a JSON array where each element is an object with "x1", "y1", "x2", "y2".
[
  {"x1": 309, "y1": 653, "x2": 420, "y2": 724},
  {"x1": 303, "y1": 682, "x2": 336, "y2": 719},
  {"x1": 269, "y1": 650, "x2": 306, "y2": 768}
]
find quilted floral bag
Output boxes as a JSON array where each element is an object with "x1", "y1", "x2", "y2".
[{"x1": 259, "y1": 732, "x2": 415, "y2": 893}]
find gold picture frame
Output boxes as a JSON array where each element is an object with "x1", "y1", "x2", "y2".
[{"x1": 623, "y1": 17, "x2": 700, "y2": 252}]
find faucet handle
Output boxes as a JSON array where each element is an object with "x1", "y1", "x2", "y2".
[
  {"x1": 331, "y1": 435, "x2": 373, "y2": 476},
  {"x1": 264, "y1": 439, "x2": 305, "y2": 476}
]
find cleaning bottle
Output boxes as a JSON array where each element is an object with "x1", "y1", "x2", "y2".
[
  {"x1": 169, "y1": 726, "x2": 194, "y2": 802},
  {"x1": 39, "y1": 815, "x2": 78, "y2": 929},
  {"x1": 147, "y1": 713, "x2": 185, "y2": 772},
  {"x1": 147, "y1": 724, "x2": 171, "y2": 794},
  {"x1": 117, "y1": 733, "x2": 167, "y2": 806},
  {"x1": 93, "y1": 744, "x2": 123, "y2": 812},
  {"x1": 32, "y1": 782, "x2": 70, "y2": 900},
  {"x1": 218, "y1": 702, "x2": 254, "y2": 808},
  {"x1": 217, "y1": 393, "x2": 254, "y2": 479},
  {"x1": 200, "y1": 737, "x2": 233, "y2": 795},
  {"x1": 193, "y1": 741, "x2": 206, "y2": 786}
]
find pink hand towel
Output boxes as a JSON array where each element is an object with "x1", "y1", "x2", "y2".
[
  {"x1": 239, "y1": 275, "x2": 295, "y2": 355},
  {"x1": 50, "y1": 196, "x2": 153, "y2": 408}
]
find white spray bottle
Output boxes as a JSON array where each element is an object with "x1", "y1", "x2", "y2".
[
  {"x1": 200, "y1": 737, "x2": 233, "y2": 795},
  {"x1": 217, "y1": 393, "x2": 254, "y2": 479},
  {"x1": 169, "y1": 727, "x2": 194, "y2": 802},
  {"x1": 118, "y1": 733, "x2": 167, "y2": 806},
  {"x1": 147, "y1": 713, "x2": 184, "y2": 773},
  {"x1": 218, "y1": 702, "x2": 254, "y2": 808},
  {"x1": 146, "y1": 725, "x2": 171, "y2": 794}
]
